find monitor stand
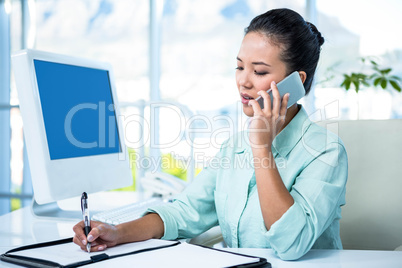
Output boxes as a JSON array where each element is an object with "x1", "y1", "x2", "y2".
[
  {"x1": 31, "y1": 199, "x2": 99, "y2": 221},
  {"x1": 31, "y1": 199, "x2": 81, "y2": 220}
]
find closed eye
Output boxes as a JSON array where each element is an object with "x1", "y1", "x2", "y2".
[{"x1": 254, "y1": 70, "x2": 268, "y2": 76}]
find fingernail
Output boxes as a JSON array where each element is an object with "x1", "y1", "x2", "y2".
[
  {"x1": 272, "y1": 81, "x2": 276, "y2": 85},
  {"x1": 87, "y1": 235, "x2": 93, "y2": 242},
  {"x1": 257, "y1": 91, "x2": 261, "y2": 95},
  {"x1": 82, "y1": 240, "x2": 87, "y2": 245}
]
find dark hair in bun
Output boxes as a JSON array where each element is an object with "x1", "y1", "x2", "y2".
[
  {"x1": 245, "y1": 8, "x2": 324, "y2": 94},
  {"x1": 306, "y1": 21, "x2": 325, "y2": 47}
]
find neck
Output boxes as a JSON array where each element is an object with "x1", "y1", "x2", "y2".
[{"x1": 279, "y1": 104, "x2": 299, "y2": 133}]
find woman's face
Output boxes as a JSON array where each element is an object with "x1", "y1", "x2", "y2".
[{"x1": 236, "y1": 32, "x2": 288, "y2": 117}]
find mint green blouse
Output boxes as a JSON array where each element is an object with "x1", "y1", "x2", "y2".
[{"x1": 147, "y1": 106, "x2": 348, "y2": 260}]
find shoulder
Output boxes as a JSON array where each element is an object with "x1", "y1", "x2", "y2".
[
  {"x1": 295, "y1": 122, "x2": 348, "y2": 175},
  {"x1": 285, "y1": 106, "x2": 347, "y2": 161},
  {"x1": 302, "y1": 121, "x2": 347, "y2": 156}
]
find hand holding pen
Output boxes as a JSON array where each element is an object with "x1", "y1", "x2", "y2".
[
  {"x1": 73, "y1": 201, "x2": 166, "y2": 252},
  {"x1": 74, "y1": 194, "x2": 120, "y2": 252},
  {"x1": 81, "y1": 192, "x2": 91, "y2": 253}
]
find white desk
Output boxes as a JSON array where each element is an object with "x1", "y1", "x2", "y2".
[{"x1": 1, "y1": 193, "x2": 402, "y2": 268}]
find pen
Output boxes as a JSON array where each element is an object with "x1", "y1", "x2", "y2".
[{"x1": 81, "y1": 192, "x2": 91, "y2": 253}]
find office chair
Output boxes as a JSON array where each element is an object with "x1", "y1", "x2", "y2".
[{"x1": 318, "y1": 119, "x2": 402, "y2": 250}]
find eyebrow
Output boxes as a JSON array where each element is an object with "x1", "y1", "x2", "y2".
[{"x1": 236, "y1": 57, "x2": 271, "y2": 67}]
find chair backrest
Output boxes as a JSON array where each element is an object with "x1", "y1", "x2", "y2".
[{"x1": 318, "y1": 119, "x2": 402, "y2": 250}]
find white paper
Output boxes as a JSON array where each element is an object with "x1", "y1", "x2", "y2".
[
  {"x1": 84, "y1": 243, "x2": 262, "y2": 268},
  {"x1": 8, "y1": 239, "x2": 178, "y2": 266}
]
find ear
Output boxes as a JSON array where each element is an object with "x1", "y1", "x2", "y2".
[{"x1": 298, "y1": 71, "x2": 307, "y2": 84}]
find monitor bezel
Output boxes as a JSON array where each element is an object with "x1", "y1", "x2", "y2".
[{"x1": 12, "y1": 49, "x2": 132, "y2": 205}]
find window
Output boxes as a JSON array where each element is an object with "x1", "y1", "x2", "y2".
[
  {"x1": 34, "y1": 0, "x2": 149, "y2": 102},
  {"x1": 6, "y1": 0, "x2": 398, "y2": 215},
  {"x1": 3, "y1": 0, "x2": 151, "y2": 214},
  {"x1": 314, "y1": 0, "x2": 402, "y2": 120}
]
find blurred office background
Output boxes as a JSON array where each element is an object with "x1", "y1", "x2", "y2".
[{"x1": 1, "y1": 0, "x2": 402, "y2": 216}]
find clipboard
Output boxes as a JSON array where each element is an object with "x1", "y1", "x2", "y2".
[{"x1": 1, "y1": 238, "x2": 271, "y2": 268}]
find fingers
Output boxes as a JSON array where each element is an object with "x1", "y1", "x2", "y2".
[
  {"x1": 73, "y1": 234, "x2": 87, "y2": 251},
  {"x1": 87, "y1": 224, "x2": 103, "y2": 243},
  {"x1": 257, "y1": 90, "x2": 271, "y2": 114},
  {"x1": 72, "y1": 221, "x2": 104, "y2": 247},
  {"x1": 86, "y1": 223, "x2": 112, "y2": 252},
  {"x1": 72, "y1": 234, "x2": 107, "y2": 252},
  {"x1": 258, "y1": 81, "x2": 289, "y2": 122},
  {"x1": 248, "y1": 99, "x2": 263, "y2": 116},
  {"x1": 255, "y1": 81, "x2": 281, "y2": 116},
  {"x1": 280, "y1": 93, "x2": 290, "y2": 120},
  {"x1": 72, "y1": 221, "x2": 108, "y2": 252},
  {"x1": 73, "y1": 221, "x2": 88, "y2": 247},
  {"x1": 90, "y1": 244, "x2": 107, "y2": 252},
  {"x1": 270, "y1": 81, "x2": 281, "y2": 116}
]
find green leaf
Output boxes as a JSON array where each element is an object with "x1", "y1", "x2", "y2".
[
  {"x1": 390, "y1": 80, "x2": 402, "y2": 92},
  {"x1": 380, "y1": 68, "x2": 392, "y2": 75},
  {"x1": 374, "y1": 77, "x2": 381, "y2": 86},
  {"x1": 353, "y1": 80, "x2": 360, "y2": 92},
  {"x1": 340, "y1": 74, "x2": 352, "y2": 90},
  {"x1": 390, "y1": 75, "x2": 401, "y2": 81},
  {"x1": 380, "y1": 78, "x2": 387, "y2": 89},
  {"x1": 339, "y1": 58, "x2": 402, "y2": 93},
  {"x1": 371, "y1": 74, "x2": 381, "y2": 80},
  {"x1": 341, "y1": 79, "x2": 351, "y2": 90},
  {"x1": 357, "y1": 73, "x2": 367, "y2": 79}
]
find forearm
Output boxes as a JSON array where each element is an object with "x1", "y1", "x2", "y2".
[
  {"x1": 253, "y1": 148, "x2": 294, "y2": 230},
  {"x1": 116, "y1": 213, "x2": 164, "y2": 244}
]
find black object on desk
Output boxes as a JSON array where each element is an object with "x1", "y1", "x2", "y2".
[{"x1": 0, "y1": 238, "x2": 271, "y2": 268}]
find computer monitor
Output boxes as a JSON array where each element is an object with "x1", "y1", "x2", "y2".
[{"x1": 12, "y1": 49, "x2": 132, "y2": 218}]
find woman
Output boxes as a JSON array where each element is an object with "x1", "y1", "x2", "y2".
[{"x1": 73, "y1": 8, "x2": 348, "y2": 261}]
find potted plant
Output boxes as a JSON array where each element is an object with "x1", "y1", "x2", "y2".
[
  {"x1": 340, "y1": 57, "x2": 401, "y2": 93},
  {"x1": 337, "y1": 57, "x2": 402, "y2": 119}
]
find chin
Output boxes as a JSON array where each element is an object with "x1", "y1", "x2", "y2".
[{"x1": 242, "y1": 105, "x2": 254, "y2": 117}]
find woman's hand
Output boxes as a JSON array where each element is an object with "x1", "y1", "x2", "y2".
[
  {"x1": 72, "y1": 213, "x2": 164, "y2": 252},
  {"x1": 248, "y1": 81, "x2": 289, "y2": 150},
  {"x1": 73, "y1": 221, "x2": 119, "y2": 252}
]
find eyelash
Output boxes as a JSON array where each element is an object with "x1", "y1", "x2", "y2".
[
  {"x1": 254, "y1": 71, "x2": 268, "y2": 76},
  {"x1": 235, "y1": 67, "x2": 267, "y2": 76}
]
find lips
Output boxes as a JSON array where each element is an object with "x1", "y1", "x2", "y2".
[{"x1": 240, "y1": 93, "x2": 254, "y2": 104}]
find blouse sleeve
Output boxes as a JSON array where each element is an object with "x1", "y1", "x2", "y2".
[
  {"x1": 145, "y1": 140, "x2": 229, "y2": 240},
  {"x1": 263, "y1": 141, "x2": 348, "y2": 260}
]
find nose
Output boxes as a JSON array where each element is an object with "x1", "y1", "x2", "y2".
[{"x1": 237, "y1": 70, "x2": 252, "y2": 90}]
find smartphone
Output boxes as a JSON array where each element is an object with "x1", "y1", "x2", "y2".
[{"x1": 256, "y1": 71, "x2": 305, "y2": 109}]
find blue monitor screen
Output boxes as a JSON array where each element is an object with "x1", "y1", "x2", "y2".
[{"x1": 34, "y1": 59, "x2": 121, "y2": 160}]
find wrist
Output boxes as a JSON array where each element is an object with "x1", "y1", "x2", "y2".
[
  {"x1": 115, "y1": 223, "x2": 127, "y2": 244},
  {"x1": 251, "y1": 145, "x2": 272, "y2": 156},
  {"x1": 252, "y1": 148, "x2": 275, "y2": 169}
]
